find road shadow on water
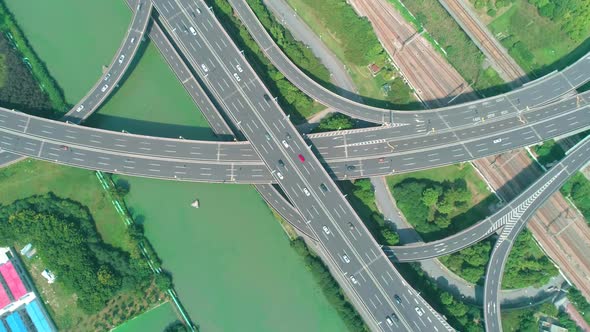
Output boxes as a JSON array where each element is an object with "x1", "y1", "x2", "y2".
[{"x1": 85, "y1": 113, "x2": 215, "y2": 141}]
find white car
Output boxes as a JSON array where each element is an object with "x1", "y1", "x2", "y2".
[
  {"x1": 233, "y1": 73, "x2": 241, "y2": 82},
  {"x1": 236, "y1": 64, "x2": 243, "y2": 72},
  {"x1": 101, "y1": 84, "x2": 109, "y2": 92},
  {"x1": 322, "y1": 225, "x2": 330, "y2": 235},
  {"x1": 350, "y1": 275, "x2": 358, "y2": 284},
  {"x1": 342, "y1": 254, "x2": 350, "y2": 263},
  {"x1": 493, "y1": 138, "x2": 502, "y2": 144},
  {"x1": 189, "y1": 27, "x2": 197, "y2": 35},
  {"x1": 385, "y1": 316, "x2": 393, "y2": 326},
  {"x1": 281, "y1": 140, "x2": 289, "y2": 148},
  {"x1": 303, "y1": 188, "x2": 310, "y2": 196},
  {"x1": 104, "y1": 73, "x2": 111, "y2": 81},
  {"x1": 415, "y1": 307, "x2": 424, "y2": 316},
  {"x1": 276, "y1": 172, "x2": 284, "y2": 180},
  {"x1": 118, "y1": 55, "x2": 125, "y2": 63},
  {"x1": 75, "y1": 105, "x2": 84, "y2": 112},
  {"x1": 201, "y1": 64, "x2": 209, "y2": 72}
]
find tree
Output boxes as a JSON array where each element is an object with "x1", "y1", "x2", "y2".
[
  {"x1": 314, "y1": 113, "x2": 355, "y2": 133},
  {"x1": 156, "y1": 271, "x2": 173, "y2": 292},
  {"x1": 381, "y1": 228, "x2": 399, "y2": 245},
  {"x1": 422, "y1": 187, "x2": 442, "y2": 207}
]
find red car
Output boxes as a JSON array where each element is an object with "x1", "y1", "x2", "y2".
[{"x1": 298, "y1": 154, "x2": 305, "y2": 162}]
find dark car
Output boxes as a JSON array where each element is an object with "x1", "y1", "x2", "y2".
[
  {"x1": 263, "y1": 94, "x2": 271, "y2": 101},
  {"x1": 319, "y1": 183, "x2": 328, "y2": 192},
  {"x1": 394, "y1": 294, "x2": 402, "y2": 304},
  {"x1": 278, "y1": 159, "x2": 285, "y2": 167},
  {"x1": 346, "y1": 165, "x2": 356, "y2": 171}
]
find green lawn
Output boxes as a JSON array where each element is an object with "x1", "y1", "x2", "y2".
[
  {"x1": 0, "y1": 160, "x2": 128, "y2": 250},
  {"x1": 284, "y1": 0, "x2": 419, "y2": 109},
  {"x1": 398, "y1": 0, "x2": 509, "y2": 96},
  {"x1": 112, "y1": 302, "x2": 178, "y2": 332},
  {"x1": 489, "y1": 1, "x2": 590, "y2": 77}
]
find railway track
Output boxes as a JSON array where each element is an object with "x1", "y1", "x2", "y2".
[{"x1": 439, "y1": 0, "x2": 528, "y2": 85}]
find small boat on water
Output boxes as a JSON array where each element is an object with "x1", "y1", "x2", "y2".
[{"x1": 191, "y1": 199, "x2": 200, "y2": 208}]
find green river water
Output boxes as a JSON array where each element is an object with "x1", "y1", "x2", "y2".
[{"x1": 4, "y1": 0, "x2": 348, "y2": 330}]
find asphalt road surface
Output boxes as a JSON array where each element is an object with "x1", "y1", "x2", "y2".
[{"x1": 483, "y1": 137, "x2": 590, "y2": 331}]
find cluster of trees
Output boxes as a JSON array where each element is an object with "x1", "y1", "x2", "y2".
[
  {"x1": 534, "y1": 139, "x2": 565, "y2": 167},
  {"x1": 439, "y1": 240, "x2": 492, "y2": 284},
  {"x1": 505, "y1": 302, "x2": 581, "y2": 331},
  {"x1": 0, "y1": 194, "x2": 155, "y2": 313},
  {"x1": 392, "y1": 179, "x2": 471, "y2": 238},
  {"x1": 295, "y1": 0, "x2": 386, "y2": 67},
  {"x1": 164, "y1": 321, "x2": 189, "y2": 332},
  {"x1": 503, "y1": 230, "x2": 558, "y2": 288},
  {"x1": 0, "y1": 2, "x2": 66, "y2": 112},
  {"x1": 207, "y1": 0, "x2": 319, "y2": 123},
  {"x1": 397, "y1": 263, "x2": 484, "y2": 331},
  {"x1": 568, "y1": 287, "x2": 590, "y2": 325},
  {"x1": 561, "y1": 172, "x2": 590, "y2": 223},
  {"x1": 290, "y1": 238, "x2": 368, "y2": 332},
  {"x1": 440, "y1": 230, "x2": 557, "y2": 287},
  {"x1": 247, "y1": 0, "x2": 330, "y2": 84},
  {"x1": 312, "y1": 113, "x2": 355, "y2": 133},
  {"x1": 0, "y1": 35, "x2": 54, "y2": 117},
  {"x1": 346, "y1": 179, "x2": 399, "y2": 245},
  {"x1": 528, "y1": 0, "x2": 590, "y2": 42}
]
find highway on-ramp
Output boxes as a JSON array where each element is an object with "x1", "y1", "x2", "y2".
[{"x1": 483, "y1": 137, "x2": 590, "y2": 331}]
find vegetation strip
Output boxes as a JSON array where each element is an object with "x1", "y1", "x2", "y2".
[{"x1": 0, "y1": 0, "x2": 66, "y2": 112}]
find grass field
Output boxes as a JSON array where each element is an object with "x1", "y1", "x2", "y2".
[
  {"x1": 284, "y1": 0, "x2": 419, "y2": 109},
  {"x1": 489, "y1": 1, "x2": 590, "y2": 77},
  {"x1": 112, "y1": 302, "x2": 178, "y2": 332},
  {"x1": 399, "y1": 0, "x2": 509, "y2": 96},
  {"x1": 0, "y1": 160, "x2": 127, "y2": 250}
]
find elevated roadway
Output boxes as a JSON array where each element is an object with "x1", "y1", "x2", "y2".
[
  {"x1": 483, "y1": 137, "x2": 590, "y2": 331},
  {"x1": 152, "y1": 0, "x2": 453, "y2": 330},
  {"x1": 0, "y1": 0, "x2": 152, "y2": 165},
  {"x1": 0, "y1": 93, "x2": 588, "y2": 183},
  {"x1": 228, "y1": 0, "x2": 590, "y2": 125}
]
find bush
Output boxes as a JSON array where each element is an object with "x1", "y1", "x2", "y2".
[{"x1": 312, "y1": 113, "x2": 355, "y2": 133}]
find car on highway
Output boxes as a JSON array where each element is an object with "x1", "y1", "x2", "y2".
[
  {"x1": 394, "y1": 294, "x2": 402, "y2": 304},
  {"x1": 189, "y1": 27, "x2": 197, "y2": 36},
  {"x1": 346, "y1": 165, "x2": 356, "y2": 171},
  {"x1": 75, "y1": 105, "x2": 84, "y2": 112},
  {"x1": 319, "y1": 183, "x2": 328, "y2": 192},
  {"x1": 348, "y1": 222, "x2": 354, "y2": 230},
  {"x1": 391, "y1": 313, "x2": 399, "y2": 322},
  {"x1": 101, "y1": 84, "x2": 109, "y2": 92},
  {"x1": 276, "y1": 172, "x2": 284, "y2": 180},
  {"x1": 378, "y1": 157, "x2": 385, "y2": 163},
  {"x1": 118, "y1": 55, "x2": 125, "y2": 64},
  {"x1": 201, "y1": 64, "x2": 209, "y2": 72},
  {"x1": 236, "y1": 64, "x2": 243, "y2": 72},
  {"x1": 265, "y1": 132, "x2": 271, "y2": 140},
  {"x1": 130, "y1": 37, "x2": 135, "y2": 44},
  {"x1": 277, "y1": 159, "x2": 285, "y2": 167},
  {"x1": 60, "y1": 145, "x2": 68, "y2": 151},
  {"x1": 342, "y1": 254, "x2": 350, "y2": 263},
  {"x1": 303, "y1": 187, "x2": 310, "y2": 196},
  {"x1": 281, "y1": 140, "x2": 289, "y2": 148},
  {"x1": 349, "y1": 275, "x2": 358, "y2": 284},
  {"x1": 195, "y1": 7, "x2": 201, "y2": 14},
  {"x1": 233, "y1": 73, "x2": 241, "y2": 82},
  {"x1": 385, "y1": 316, "x2": 394, "y2": 326},
  {"x1": 298, "y1": 154, "x2": 305, "y2": 162},
  {"x1": 415, "y1": 306, "x2": 425, "y2": 316},
  {"x1": 493, "y1": 138, "x2": 502, "y2": 144},
  {"x1": 104, "y1": 73, "x2": 111, "y2": 81},
  {"x1": 263, "y1": 94, "x2": 271, "y2": 101},
  {"x1": 322, "y1": 225, "x2": 330, "y2": 235}
]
